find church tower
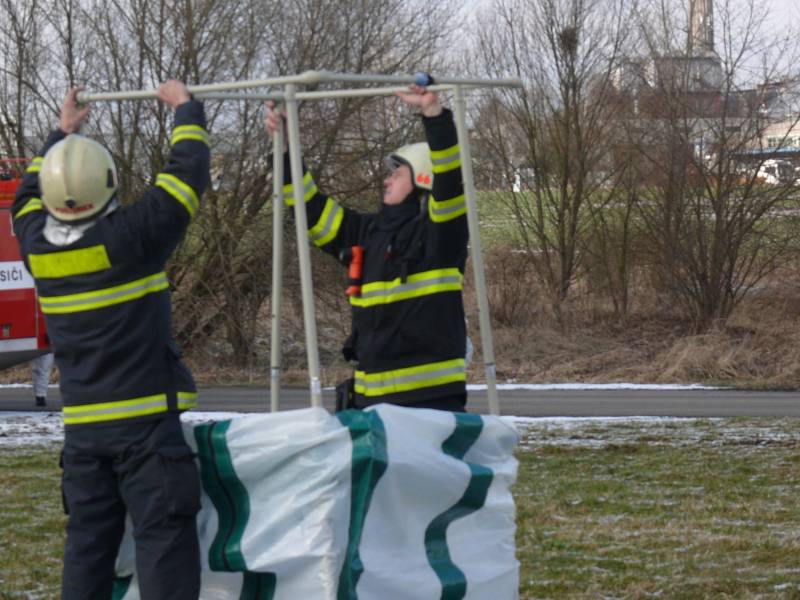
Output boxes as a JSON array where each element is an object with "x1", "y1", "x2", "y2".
[{"x1": 690, "y1": 0, "x2": 714, "y2": 56}]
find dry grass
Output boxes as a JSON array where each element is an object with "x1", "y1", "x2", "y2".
[
  {"x1": 461, "y1": 260, "x2": 800, "y2": 389},
  {"x1": 4, "y1": 257, "x2": 800, "y2": 390}
]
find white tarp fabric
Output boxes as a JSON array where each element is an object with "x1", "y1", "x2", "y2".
[{"x1": 112, "y1": 405, "x2": 519, "y2": 600}]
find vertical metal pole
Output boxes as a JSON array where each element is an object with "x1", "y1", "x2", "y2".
[
  {"x1": 269, "y1": 114, "x2": 285, "y2": 412},
  {"x1": 452, "y1": 86, "x2": 500, "y2": 415},
  {"x1": 284, "y1": 84, "x2": 323, "y2": 408}
]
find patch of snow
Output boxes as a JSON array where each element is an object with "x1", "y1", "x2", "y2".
[
  {"x1": 0, "y1": 412, "x2": 249, "y2": 448},
  {"x1": 0, "y1": 383, "x2": 58, "y2": 389},
  {"x1": 1, "y1": 412, "x2": 795, "y2": 452},
  {"x1": 320, "y1": 383, "x2": 719, "y2": 392},
  {"x1": 469, "y1": 383, "x2": 719, "y2": 391}
]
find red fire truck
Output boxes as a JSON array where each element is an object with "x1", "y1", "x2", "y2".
[{"x1": 0, "y1": 158, "x2": 49, "y2": 370}]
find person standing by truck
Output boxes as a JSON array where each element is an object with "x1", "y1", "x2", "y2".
[{"x1": 31, "y1": 350, "x2": 54, "y2": 407}]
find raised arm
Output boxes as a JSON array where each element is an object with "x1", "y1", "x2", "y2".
[
  {"x1": 124, "y1": 80, "x2": 211, "y2": 263},
  {"x1": 265, "y1": 102, "x2": 366, "y2": 260},
  {"x1": 396, "y1": 85, "x2": 467, "y2": 265}
]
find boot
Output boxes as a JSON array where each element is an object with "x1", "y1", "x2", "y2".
[{"x1": 35, "y1": 396, "x2": 46, "y2": 407}]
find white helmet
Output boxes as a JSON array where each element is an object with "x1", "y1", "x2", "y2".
[
  {"x1": 385, "y1": 142, "x2": 433, "y2": 191},
  {"x1": 40, "y1": 134, "x2": 118, "y2": 222}
]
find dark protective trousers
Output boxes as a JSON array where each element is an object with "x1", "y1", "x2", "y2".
[{"x1": 60, "y1": 415, "x2": 201, "y2": 600}]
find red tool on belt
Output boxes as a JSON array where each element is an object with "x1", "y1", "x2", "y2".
[{"x1": 343, "y1": 246, "x2": 364, "y2": 297}]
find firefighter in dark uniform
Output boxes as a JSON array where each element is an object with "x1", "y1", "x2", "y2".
[
  {"x1": 12, "y1": 81, "x2": 210, "y2": 600},
  {"x1": 266, "y1": 84, "x2": 469, "y2": 411}
]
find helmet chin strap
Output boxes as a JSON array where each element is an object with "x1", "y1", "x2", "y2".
[
  {"x1": 43, "y1": 197, "x2": 120, "y2": 246},
  {"x1": 400, "y1": 188, "x2": 426, "y2": 207}
]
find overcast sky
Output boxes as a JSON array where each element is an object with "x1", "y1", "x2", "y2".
[
  {"x1": 767, "y1": 0, "x2": 799, "y2": 17},
  {"x1": 764, "y1": 0, "x2": 800, "y2": 27}
]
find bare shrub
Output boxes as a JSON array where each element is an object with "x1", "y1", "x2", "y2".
[{"x1": 478, "y1": 248, "x2": 541, "y2": 328}]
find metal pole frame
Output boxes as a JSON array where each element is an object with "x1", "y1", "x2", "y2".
[
  {"x1": 269, "y1": 111, "x2": 285, "y2": 412},
  {"x1": 452, "y1": 86, "x2": 500, "y2": 415},
  {"x1": 284, "y1": 83, "x2": 323, "y2": 408},
  {"x1": 77, "y1": 72, "x2": 521, "y2": 414}
]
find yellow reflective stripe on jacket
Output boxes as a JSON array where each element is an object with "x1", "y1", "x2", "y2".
[
  {"x1": 156, "y1": 173, "x2": 199, "y2": 217},
  {"x1": 283, "y1": 172, "x2": 317, "y2": 206},
  {"x1": 355, "y1": 358, "x2": 466, "y2": 397},
  {"x1": 309, "y1": 198, "x2": 344, "y2": 247},
  {"x1": 429, "y1": 193, "x2": 466, "y2": 223},
  {"x1": 26, "y1": 157, "x2": 43, "y2": 174},
  {"x1": 178, "y1": 391, "x2": 198, "y2": 410},
  {"x1": 63, "y1": 394, "x2": 168, "y2": 425},
  {"x1": 28, "y1": 245, "x2": 111, "y2": 279},
  {"x1": 430, "y1": 145, "x2": 461, "y2": 174},
  {"x1": 15, "y1": 197, "x2": 43, "y2": 219},
  {"x1": 171, "y1": 125, "x2": 210, "y2": 147},
  {"x1": 38, "y1": 271, "x2": 169, "y2": 314},
  {"x1": 349, "y1": 268, "x2": 463, "y2": 308}
]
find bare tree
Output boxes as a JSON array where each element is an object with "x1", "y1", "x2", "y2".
[
  {"x1": 0, "y1": 0, "x2": 462, "y2": 368},
  {"x1": 470, "y1": 0, "x2": 636, "y2": 324},
  {"x1": 631, "y1": 0, "x2": 800, "y2": 330},
  {"x1": 0, "y1": 0, "x2": 48, "y2": 158}
]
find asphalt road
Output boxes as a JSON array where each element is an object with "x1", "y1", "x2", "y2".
[{"x1": 2, "y1": 386, "x2": 800, "y2": 417}]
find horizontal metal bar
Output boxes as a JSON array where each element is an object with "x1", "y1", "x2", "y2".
[
  {"x1": 75, "y1": 71, "x2": 326, "y2": 103},
  {"x1": 196, "y1": 84, "x2": 477, "y2": 102},
  {"x1": 76, "y1": 71, "x2": 523, "y2": 103},
  {"x1": 196, "y1": 91, "x2": 285, "y2": 102},
  {"x1": 314, "y1": 70, "x2": 523, "y2": 88}
]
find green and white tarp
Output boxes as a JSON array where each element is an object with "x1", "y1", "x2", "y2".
[{"x1": 112, "y1": 404, "x2": 519, "y2": 599}]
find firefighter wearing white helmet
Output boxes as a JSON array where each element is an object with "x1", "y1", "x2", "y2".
[
  {"x1": 39, "y1": 134, "x2": 118, "y2": 222},
  {"x1": 386, "y1": 142, "x2": 434, "y2": 191},
  {"x1": 12, "y1": 82, "x2": 210, "y2": 600},
  {"x1": 266, "y1": 83, "x2": 470, "y2": 412}
]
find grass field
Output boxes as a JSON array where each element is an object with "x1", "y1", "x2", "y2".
[
  {"x1": 515, "y1": 417, "x2": 800, "y2": 598},
  {"x1": 2, "y1": 417, "x2": 800, "y2": 598}
]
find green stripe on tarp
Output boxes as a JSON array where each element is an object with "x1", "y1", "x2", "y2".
[
  {"x1": 195, "y1": 420, "x2": 276, "y2": 599},
  {"x1": 336, "y1": 410, "x2": 389, "y2": 600},
  {"x1": 111, "y1": 575, "x2": 132, "y2": 600},
  {"x1": 425, "y1": 413, "x2": 493, "y2": 600},
  {"x1": 195, "y1": 420, "x2": 248, "y2": 571},
  {"x1": 240, "y1": 572, "x2": 277, "y2": 600}
]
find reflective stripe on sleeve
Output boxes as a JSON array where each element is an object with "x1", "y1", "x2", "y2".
[
  {"x1": 171, "y1": 125, "x2": 210, "y2": 147},
  {"x1": 28, "y1": 245, "x2": 111, "y2": 278},
  {"x1": 355, "y1": 358, "x2": 466, "y2": 397},
  {"x1": 25, "y1": 157, "x2": 43, "y2": 174},
  {"x1": 283, "y1": 172, "x2": 317, "y2": 206},
  {"x1": 309, "y1": 198, "x2": 344, "y2": 247},
  {"x1": 430, "y1": 145, "x2": 461, "y2": 174},
  {"x1": 14, "y1": 198, "x2": 43, "y2": 219},
  {"x1": 38, "y1": 271, "x2": 169, "y2": 314},
  {"x1": 349, "y1": 268, "x2": 463, "y2": 308},
  {"x1": 156, "y1": 173, "x2": 199, "y2": 217},
  {"x1": 429, "y1": 194, "x2": 466, "y2": 223},
  {"x1": 178, "y1": 391, "x2": 198, "y2": 410}
]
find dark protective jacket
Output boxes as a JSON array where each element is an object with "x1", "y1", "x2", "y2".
[
  {"x1": 12, "y1": 100, "x2": 210, "y2": 427},
  {"x1": 283, "y1": 109, "x2": 468, "y2": 407}
]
